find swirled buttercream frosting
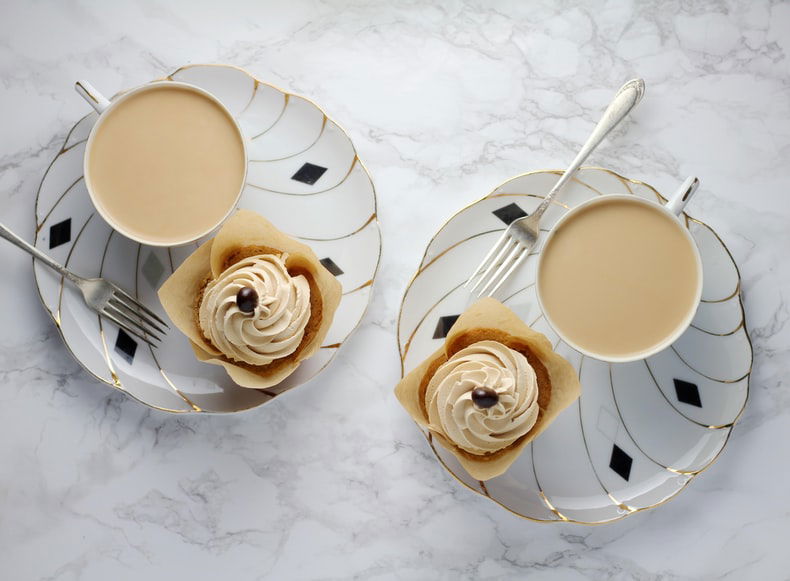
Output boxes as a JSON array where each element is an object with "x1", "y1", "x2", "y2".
[
  {"x1": 426, "y1": 340, "x2": 539, "y2": 455},
  {"x1": 198, "y1": 254, "x2": 311, "y2": 366}
]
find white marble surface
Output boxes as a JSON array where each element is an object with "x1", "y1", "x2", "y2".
[{"x1": 1, "y1": 0, "x2": 788, "y2": 578}]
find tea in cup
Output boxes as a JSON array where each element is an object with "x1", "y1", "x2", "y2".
[
  {"x1": 536, "y1": 178, "x2": 702, "y2": 362},
  {"x1": 76, "y1": 80, "x2": 247, "y2": 246}
]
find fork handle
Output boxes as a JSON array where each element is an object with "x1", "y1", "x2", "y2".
[
  {"x1": 0, "y1": 222, "x2": 82, "y2": 283},
  {"x1": 532, "y1": 78, "x2": 646, "y2": 220}
]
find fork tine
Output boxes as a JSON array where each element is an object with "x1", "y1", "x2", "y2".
[
  {"x1": 468, "y1": 237, "x2": 517, "y2": 295},
  {"x1": 464, "y1": 230, "x2": 509, "y2": 289},
  {"x1": 104, "y1": 304, "x2": 163, "y2": 342},
  {"x1": 478, "y1": 243, "x2": 525, "y2": 297},
  {"x1": 109, "y1": 297, "x2": 167, "y2": 335},
  {"x1": 110, "y1": 285, "x2": 169, "y2": 328},
  {"x1": 472, "y1": 238, "x2": 518, "y2": 296},
  {"x1": 101, "y1": 310, "x2": 159, "y2": 348},
  {"x1": 488, "y1": 247, "x2": 531, "y2": 297}
]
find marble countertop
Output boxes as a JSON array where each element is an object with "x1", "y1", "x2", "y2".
[{"x1": 1, "y1": 0, "x2": 788, "y2": 579}]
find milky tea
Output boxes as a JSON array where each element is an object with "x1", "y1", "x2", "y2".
[
  {"x1": 86, "y1": 84, "x2": 246, "y2": 245},
  {"x1": 537, "y1": 196, "x2": 701, "y2": 361}
]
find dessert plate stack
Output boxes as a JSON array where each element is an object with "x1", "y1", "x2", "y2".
[
  {"x1": 33, "y1": 64, "x2": 381, "y2": 413},
  {"x1": 398, "y1": 168, "x2": 751, "y2": 523}
]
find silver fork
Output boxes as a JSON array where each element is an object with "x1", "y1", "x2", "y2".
[
  {"x1": 466, "y1": 78, "x2": 646, "y2": 298},
  {"x1": 0, "y1": 222, "x2": 167, "y2": 346}
]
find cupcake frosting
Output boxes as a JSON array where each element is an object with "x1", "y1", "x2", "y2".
[
  {"x1": 198, "y1": 254, "x2": 311, "y2": 366},
  {"x1": 426, "y1": 340, "x2": 539, "y2": 455}
]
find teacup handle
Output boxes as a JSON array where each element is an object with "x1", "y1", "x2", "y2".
[
  {"x1": 75, "y1": 80, "x2": 111, "y2": 114},
  {"x1": 665, "y1": 176, "x2": 699, "y2": 216}
]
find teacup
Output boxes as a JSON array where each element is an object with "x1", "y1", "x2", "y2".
[
  {"x1": 75, "y1": 79, "x2": 247, "y2": 247},
  {"x1": 536, "y1": 177, "x2": 703, "y2": 363}
]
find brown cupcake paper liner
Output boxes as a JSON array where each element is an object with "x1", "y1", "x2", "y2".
[
  {"x1": 395, "y1": 297, "x2": 580, "y2": 480},
  {"x1": 158, "y1": 209, "x2": 342, "y2": 389}
]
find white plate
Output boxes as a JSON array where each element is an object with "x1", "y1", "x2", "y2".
[
  {"x1": 33, "y1": 64, "x2": 381, "y2": 413},
  {"x1": 397, "y1": 167, "x2": 751, "y2": 524}
]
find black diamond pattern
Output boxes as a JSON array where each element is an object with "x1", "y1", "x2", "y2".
[
  {"x1": 114, "y1": 328, "x2": 138, "y2": 365},
  {"x1": 142, "y1": 251, "x2": 166, "y2": 288},
  {"x1": 492, "y1": 203, "x2": 527, "y2": 225},
  {"x1": 674, "y1": 378, "x2": 702, "y2": 407},
  {"x1": 433, "y1": 315, "x2": 460, "y2": 339},
  {"x1": 320, "y1": 257, "x2": 344, "y2": 276},
  {"x1": 291, "y1": 162, "x2": 328, "y2": 185},
  {"x1": 609, "y1": 444, "x2": 633, "y2": 481},
  {"x1": 49, "y1": 218, "x2": 72, "y2": 249}
]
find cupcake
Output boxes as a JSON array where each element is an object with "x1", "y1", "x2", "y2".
[
  {"x1": 396, "y1": 297, "x2": 580, "y2": 480},
  {"x1": 158, "y1": 209, "x2": 341, "y2": 388}
]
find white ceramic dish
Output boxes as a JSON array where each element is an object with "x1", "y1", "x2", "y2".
[
  {"x1": 33, "y1": 64, "x2": 381, "y2": 413},
  {"x1": 398, "y1": 167, "x2": 751, "y2": 524}
]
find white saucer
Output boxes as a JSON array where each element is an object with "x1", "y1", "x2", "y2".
[
  {"x1": 33, "y1": 64, "x2": 381, "y2": 413},
  {"x1": 398, "y1": 167, "x2": 751, "y2": 524}
]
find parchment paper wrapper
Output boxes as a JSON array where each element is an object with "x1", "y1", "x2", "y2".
[
  {"x1": 395, "y1": 297, "x2": 580, "y2": 480},
  {"x1": 158, "y1": 209, "x2": 342, "y2": 389}
]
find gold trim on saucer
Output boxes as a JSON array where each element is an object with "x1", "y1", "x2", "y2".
[
  {"x1": 607, "y1": 362, "x2": 715, "y2": 476},
  {"x1": 642, "y1": 359, "x2": 740, "y2": 429},
  {"x1": 343, "y1": 279, "x2": 374, "y2": 295},
  {"x1": 97, "y1": 229, "x2": 122, "y2": 389},
  {"x1": 670, "y1": 344, "x2": 751, "y2": 384},
  {"x1": 133, "y1": 244, "x2": 203, "y2": 412},
  {"x1": 574, "y1": 360, "x2": 640, "y2": 514},
  {"x1": 34, "y1": 112, "x2": 91, "y2": 223},
  {"x1": 297, "y1": 212, "x2": 378, "y2": 242},
  {"x1": 36, "y1": 176, "x2": 84, "y2": 233},
  {"x1": 250, "y1": 93, "x2": 289, "y2": 140},
  {"x1": 237, "y1": 78, "x2": 259, "y2": 116},
  {"x1": 55, "y1": 213, "x2": 94, "y2": 323},
  {"x1": 690, "y1": 318, "x2": 745, "y2": 337},
  {"x1": 246, "y1": 154, "x2": 358, "y2": 196},
  {"x1": 98, "y1": 327, "x2": 122, "y2": 388},
  {"x1": 249, "y1": 115, "x2": 328, "y2": 163}
]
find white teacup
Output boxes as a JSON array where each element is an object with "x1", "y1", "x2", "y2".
[
  {"x1": 75, "y1": 80, "x2": 247, "y2": 247},
  {"x1": 536, "y1": 177, "x2": 703, "y2": 363}
]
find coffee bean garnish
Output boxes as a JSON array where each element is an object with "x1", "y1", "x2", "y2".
[
  {"x1": 236, "y1": 286, "x2": 258, "y2": 314},
  {"x1": 471, "y1": 387, "x2": 499, "y2": 409}
]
